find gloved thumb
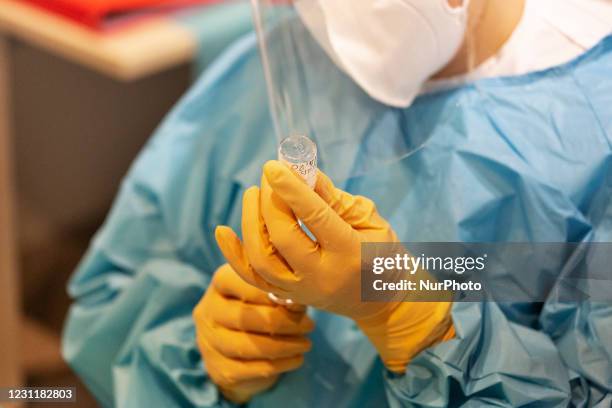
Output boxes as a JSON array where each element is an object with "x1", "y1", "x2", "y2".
[{"x1": 263, "y1": 160, "x2": 355, "y2": 250}]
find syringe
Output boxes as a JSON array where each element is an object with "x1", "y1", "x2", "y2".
[{"x1": 268, "y1": 134, "x2": 317, "y2": 306}]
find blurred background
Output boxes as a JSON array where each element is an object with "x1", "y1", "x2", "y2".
[{"x1": 0, "y1": 0, "x2": 253, "y2": 406}]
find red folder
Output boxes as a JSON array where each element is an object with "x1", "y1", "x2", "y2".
[{"x1": 22, "y1": 0, "x2": 224, "y2": 29}]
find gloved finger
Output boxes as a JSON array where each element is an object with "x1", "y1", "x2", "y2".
[
  {"x1": 198, "y1": 335, "x2": 303, "y2": 387},
  {"x1": 263, "y1": 160, "x2": 356, "y2": 251},
  {"x1": 260, "y1": 170, "x2": 322, "y2": 271},
  {"x1": 242, "y1": 186, "x2": 300, "y2": 290},
  {"x1": 220, "y1": 376, "x2": 279, "y2": 404},
  {"x1": 209, "y1": 290, "x2": 315, "y2": 335},
  {"x1": 315, "y1": 170, "x2": 390, "y2": 232},
  {"x1": 213, "y1": 263, "x2": 275, "y2": 306},
  {"x1": 215, "y1": 226, "x2": 291, "y2": 299},
  {"x1": 202, "y1": 320, "x2": 312, "y2": 360},
  {"x1": 230, "y1": 355, "x2": 305, "y2": 383}
]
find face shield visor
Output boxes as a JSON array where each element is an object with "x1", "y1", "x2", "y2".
[{"x1": 251, "y1": 0, "x2": 470, "y2": 182}]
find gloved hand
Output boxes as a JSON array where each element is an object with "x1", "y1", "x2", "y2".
[
  {"x1": 215, "y1": 161, "x2": 454, "y2": 373},
  {"x1": 193, "y1": 263, "x2": 314, "y2": 403}
]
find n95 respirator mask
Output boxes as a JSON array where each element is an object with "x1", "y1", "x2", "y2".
[{"x1": 296, "y1": 0, "x2": 470, "y2": 107}]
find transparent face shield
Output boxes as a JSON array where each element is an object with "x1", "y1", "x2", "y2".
[{"x1": 251, "y1": 0, "x2": 433, "y2": 183}]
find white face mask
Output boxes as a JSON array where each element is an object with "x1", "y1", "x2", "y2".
[{"x1": 296, "y1": 0, "x2": 470, "y2": 107}]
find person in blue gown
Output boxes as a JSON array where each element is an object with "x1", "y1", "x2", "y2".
[{"x1": 62, "y1": 10, "x2": 612, "y2": 408}]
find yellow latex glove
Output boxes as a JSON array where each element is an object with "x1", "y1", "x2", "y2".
[
  {"x1": 193, "y1": 263, "x2": 314, "y2": 403},
  {"x1": 216, "y1": 161, "x2": 454, "y2": 373}
]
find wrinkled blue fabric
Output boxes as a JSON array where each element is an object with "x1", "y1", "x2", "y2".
[{"x1": 62, "y1": 31, "x2": 612, "y2": 407}]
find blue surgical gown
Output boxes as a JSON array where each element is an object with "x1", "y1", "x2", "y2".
[{"x1": 62, "y1": 33, "x2": 612, "y2": 407}]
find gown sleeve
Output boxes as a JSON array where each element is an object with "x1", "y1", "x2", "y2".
[
  {"x1": 384, "y1": 195, "x2": 612, "y2": 407},
  {"x1": 540, "y1": 301, "x2": 612, "y2": 407},
  {"x1": 538, "y1": 198, "x2": 612, "y2": 407},
  {"x1": 383, "y1": 302, "x2": 575, "y2": 407},
  {"x1": 62, "y1": 33, "x2": 269, "y2": 408},
  {"x1": 61, "y1": 135, "x2": 236, "y2": 408}
]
